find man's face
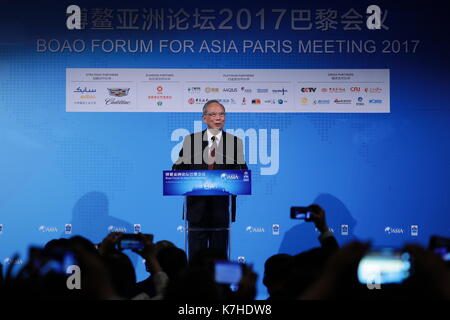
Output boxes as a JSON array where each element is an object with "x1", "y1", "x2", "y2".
[{"x1": 203, "y1": 102, "x2": 226, "y2": 130}]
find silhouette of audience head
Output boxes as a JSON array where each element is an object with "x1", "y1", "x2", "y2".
[
  {"x1": 1, "y1": 218, "x2": 449, "y2": 300},
  {"x1": 263, "y1": 253, "x2": 294, "y2": 299},
  {"x1": 157, "y1": 247, "x2": 187, "y2": 281},
  {"x1": 102, "y1": 251, "x2": 136, "y2": 299}
]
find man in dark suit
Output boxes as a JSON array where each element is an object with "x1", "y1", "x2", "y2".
[{"x1": 172, "y1": 100, "x2": 248, "y2": 261}]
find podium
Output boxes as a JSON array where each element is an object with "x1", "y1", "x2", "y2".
[{"x1": 163, "y1": 169, "x2": 251, "y2": 260}]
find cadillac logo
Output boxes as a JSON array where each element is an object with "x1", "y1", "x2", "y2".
[{"x1": 107, "y1": 88, "x2": 130, "y2": 97}]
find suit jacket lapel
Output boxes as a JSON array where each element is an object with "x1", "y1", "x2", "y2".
[
  {"x1": 219, "y1": 131, "x2": 225, "y2": 165},
  {"x1": 201, "y1": 130, "x2": 208, "y2": 169}
]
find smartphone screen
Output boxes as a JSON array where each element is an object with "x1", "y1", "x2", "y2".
[
  {"x1": 214, "y1": 261, "x2": 242, "y2": 284},
  {"x1": 119, "y1": 239, "x2": 143, "y2": 250},
  {"x1": 290, "y1": 207, "x2": 311, "y2": 220},
  {"x1": 357, "y1": 250, "x2": 411, "y2": 285},
  {"x1": 294, "y1": 212, "x2": 311, "y2": 220}
]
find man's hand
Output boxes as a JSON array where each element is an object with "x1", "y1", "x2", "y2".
[
  {"x1": 404, "y1": 244, "x2": 450, "y2": 298},
  {"x1": 132, "y1": 233, "x2": 162, "y2": 274},
  {"x1": 132, "y1": 233, "x2": 156, "y2": 260},
  {"x1": 98, "y1": 232, "x2": 122, "y2": 256},
  {"x1": 308, "y1": 204, "x2": 329, "y2": 233},
  {"x1": 235, "y1": 264, "x2": 258, "y2": 300}
]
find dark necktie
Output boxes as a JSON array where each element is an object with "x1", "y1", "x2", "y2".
[{"x1": 208, "y1": 135, "x2": 217, "y2": 170}]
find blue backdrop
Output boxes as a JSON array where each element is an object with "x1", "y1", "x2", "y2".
[{"x1": 1, "y1": 0, "x2": 449, "y2": 299}]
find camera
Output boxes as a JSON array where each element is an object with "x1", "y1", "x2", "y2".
[
  {"x1": 290, "y1": 206, "x2": 313, "y2": 221},
  {"x1": 117, "y1": 234, "x2": 149, "y2": 250},
  {"x1": 214, "y1": 261, "x2": 243, "y2": 285},
  {"x1": 357, "y1": 248, "x2": 412, "y2": 285}
]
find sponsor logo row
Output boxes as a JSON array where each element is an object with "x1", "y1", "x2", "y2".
[
  {"x1": 301, "y1": 97, "x2": 383, "y2": 106},
  {"x1": 300, "y1": 87, "x2": 383, "y2": 93},
  {"x1": 189, "y1": 97, "x2": 383, "y2": 106},
  {"x1": 188, "y1": 87, "x2": 288, "y2": 95},
  {"x1": 73, "y1": 86, "x2": 290, "y2": 97},
  {"x1": 187, "y1": 86, "x2": 383, "y2": 94},
  {"x1": 186, "y1": 97, "x2": 289, "y2": 105},
  {"x1": 72, "y1": 85, "x2": 384, "y2": 108},
  {"x1": 73, "y1": 85, "x2": 383, "y2": 98}
]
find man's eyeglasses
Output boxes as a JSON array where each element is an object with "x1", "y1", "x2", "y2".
[{"x1": 205, "y1": 112, "x2": 225, "y2": 117}]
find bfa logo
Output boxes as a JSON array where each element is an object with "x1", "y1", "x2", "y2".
[
  {"x1": 66, "y1": 5, "x2": 82, "y2": 30},
  {"x1": 38, "y1": 225, "x2": 58, "y2": 233},
  {"x1": 246, "y1": 226, "x2": 265, "y2": 233},
  {"x1": 108, "y1": 225, "x2": 127, "y2": 233},
  {"x1": 384, "y1": 226, "x2": 404, "y2": 234}
]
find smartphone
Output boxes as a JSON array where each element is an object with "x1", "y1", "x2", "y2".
[
  {"x1": 214, "y1": 261, "x2": 243, "y2": 285},
  {"x1": 290, "y1": 206, "x2": 312, "y2": 221},
  {"x1": 357, "y1": 249, "x2": 412, "y2": 285},
  {"x1": 117, "y1": 234, "x2": 145, "y2": 250},
  {"x1": 428, "y1": 235, "x2": 450, "y2": 261}
]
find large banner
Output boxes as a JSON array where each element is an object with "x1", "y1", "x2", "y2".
[{"x1": 67, "y1": 68, "x2": 389, "y2": 112}]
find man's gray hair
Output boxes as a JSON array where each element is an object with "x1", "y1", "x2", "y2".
[{"x1": 202, "y1": 100, "x2": 226, "y2": 115}]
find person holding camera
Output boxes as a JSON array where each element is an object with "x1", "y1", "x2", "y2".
[{"x1": 264, "y1": 204, "x2": 339, "y2": 299}]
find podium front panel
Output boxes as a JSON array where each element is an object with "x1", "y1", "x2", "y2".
[{"x1": 163, "y1": 170, "x2": 251, "y2": 196}]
